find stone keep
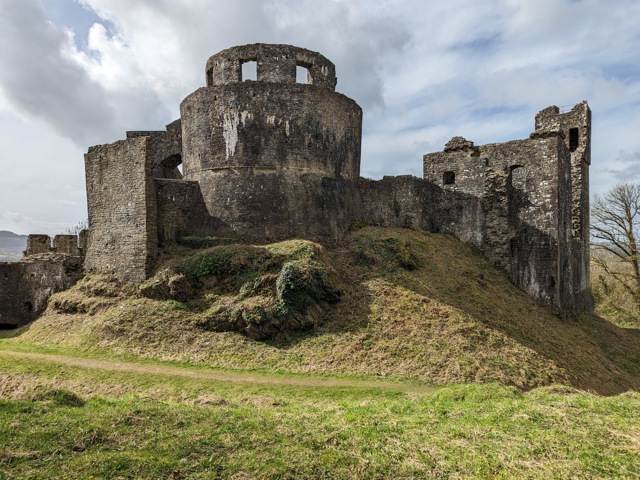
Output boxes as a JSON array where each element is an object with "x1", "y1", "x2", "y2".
[
  {"x1": 180, "y1": 44, "x2": 363, "y2": 241},
  {"x1": 83, "y1": 44, "x2": 363, "y2": 284}
]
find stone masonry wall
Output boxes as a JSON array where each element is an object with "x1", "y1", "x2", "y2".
[
  {"x1": 535, "y1": 102, "x2": 592, "y2": 311},
  {"x1": 128, "y1": 119, "x2": 183, "y2": 179},
  {"x1": 205, "y1": 44, "x2": 337, "y2": 91},
  {"x1": 155, "y1": 178, "x2": 220, "y2": 244},
  {"x1": 25, "y1": 234, "x2": 82, "y2": 256},
  {"x1": 422, "y1": 115, "x2": 585, "y2": 312},
  {"x1": 422, "y1": 137, "x2": 486, "y2": 248},
  {"x1": 84, "y1": 136, "x2": 157, "y2": 283},
  {"x1": 358, "y1": 176, "x2": 432, "y2": 230},
  {"x1": 0, "y1": 254, "x2": 83, "y2": 328}
]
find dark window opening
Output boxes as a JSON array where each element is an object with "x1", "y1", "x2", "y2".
[
  {"x1": 548, "y1": 276, "x2": 556, "y2": 290},
  {"x1": 443, "y1": 171, "x2": 455, "y2": 185},
  {"x1": 569, "y1": 128, "x2": 579, "y2": 152},
  {"x1": 24, "y1": 301, "x2": 33, "y2": 312},
  {"x1": 296, "y1": 65, "x2": 310, "y2": 84},
  {"x1": 241, "y1": 60, "x2": 257, "y2": 81},
  {"x1": 206, "y1": 68, "x2": 213, "y2": 87}
]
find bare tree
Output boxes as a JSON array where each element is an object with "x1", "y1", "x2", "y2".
[
  {"x1": 591, "y1": 182, "x2": 640, "y2": 308},
  {"x1": 63, "y1": 219, "x2": 89, "y2": 236}
]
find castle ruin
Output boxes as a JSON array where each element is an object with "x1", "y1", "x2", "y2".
[{"x1": 0, "y1": 43, "x2": 593, "y2": 328}]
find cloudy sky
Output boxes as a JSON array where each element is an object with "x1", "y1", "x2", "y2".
[{"x1": 0, "y1": 0, "x2": 639, "y2": 235}]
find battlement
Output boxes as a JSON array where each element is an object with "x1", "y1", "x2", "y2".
[
  {"x1": 205, "y1": 43, "x2": 337, "y2": 91},
  {"x1": 24, "y1": 233, "x2": 86, "y2": 256}
]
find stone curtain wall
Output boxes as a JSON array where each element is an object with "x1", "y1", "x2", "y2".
[
  {"x1": 358, "y1": 176, "x2": 432, "y2": 230},
  {"x1": 0, "y1": 255, "x2": 83, "y2": 328},
  {"x1": 84, "y1": 137, "x2": 158, "y2": 283},
  {"x1": 155, "y1": 179, "x2": 218, "y2": 244}
]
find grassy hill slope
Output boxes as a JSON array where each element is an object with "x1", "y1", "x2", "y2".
[{"x1": 8, "y1": 227, "x2": 640, "y2": 395}]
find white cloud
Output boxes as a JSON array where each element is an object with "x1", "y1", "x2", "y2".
[{"x1": 1, "y1": 0, "x2": 640, "y2": 234}]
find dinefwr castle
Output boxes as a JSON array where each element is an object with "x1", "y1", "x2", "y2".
[{"x1": 0, "y1": 44, "x2": 592, "y2": 328}]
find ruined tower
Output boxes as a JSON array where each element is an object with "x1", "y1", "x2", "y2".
[
  {"x1": 180, "y1": 44, "x2": 363, "y2": 242},
  {"x1": 82, "y1": 44, "x2": 363, "y2": 283},
  {"x1": 422, "y1": 102, "x2": 592, "y2": 313}
]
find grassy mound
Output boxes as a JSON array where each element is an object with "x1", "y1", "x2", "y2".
[{"x1": 9, "y1": 227, "x2": 640, "y2": 394}]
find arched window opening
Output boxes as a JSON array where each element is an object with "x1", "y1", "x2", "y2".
[
  {"x1": 510, "y1": 165, "x2": 526, "y2": 189},
  {"x1": 160, "y1": 154, "x2": 183, "y2": 179},
  {"x1": 508, "y1": 165, "x2": 527, "y2": 226}
]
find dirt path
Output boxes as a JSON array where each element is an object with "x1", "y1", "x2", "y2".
[{"x1": 0, "y1": 349, "x2": 434, "y2": 393}]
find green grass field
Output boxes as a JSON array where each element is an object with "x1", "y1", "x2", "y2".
[
  {"x1": 1, "y1": 227, "x2": 639, "y2": 478},
  {"x1": 1, "y1": 349, "x2": 639, "y2": 479}
]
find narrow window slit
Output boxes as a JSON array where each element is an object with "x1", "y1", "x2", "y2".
[{"x1": 569, "y1": 128, "x2": 579, "y2": 152}]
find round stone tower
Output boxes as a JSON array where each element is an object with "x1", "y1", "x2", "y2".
[{"x1": 180, "y1": 44, "x2": 363, "y2": 242}]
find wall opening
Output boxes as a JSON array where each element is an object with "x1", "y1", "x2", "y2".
[
  {"x1": 24, "y1": 301, "x2": 33, "y2": 312},
  {"x1": 241, "y1": 60, "x2": 257, "y2": 81},
  {"x1": 296, "y1": 65, "x2": 310, "y2": 84},
  {"x1": 443, "y1": 171, "x2": 455, "y2": 185},
  {"x1": 206, "y1": 68, "x2": 213, "y2": 86},
  {"x1": 508, "y1": 165, "x2": 527, "y2": 226},
  {"x1": 160, "y1": 154, "x2": 183, "y2": 179},
  {"x1": 569, "y1": 128, "x2": 579, "y2": 152}
]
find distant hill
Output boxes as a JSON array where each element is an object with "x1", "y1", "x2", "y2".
[{"x1": 0, "y1": 231, "x2": 27, "y2": 262}]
